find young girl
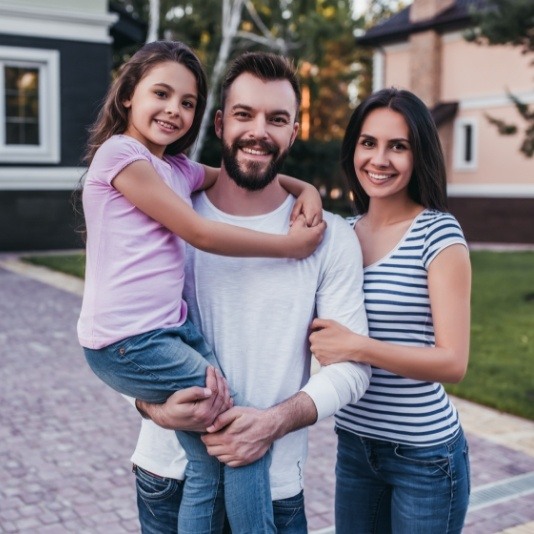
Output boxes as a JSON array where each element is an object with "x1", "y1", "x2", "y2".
[
  {"x1": 78, "y1": 40, "x2": 324, "y2": 534},
  {"x1": 310, "y1": 88, "x2": 472, "y2": 533}
]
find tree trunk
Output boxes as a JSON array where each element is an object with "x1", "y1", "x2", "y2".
[
  {"x1": 146, "y1": 0, "x2": 160, "y2": 42},
  {"x1": 190, "y1": 0, "x2": 246, "y2": 161}
]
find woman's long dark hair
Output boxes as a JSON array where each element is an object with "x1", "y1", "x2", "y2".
[
  {"x1": 341, "y1": 87, "x2": 448, "y2": 214},
  {"x1": 84, "y1": 40, "x2": 208, "y2": 165}
]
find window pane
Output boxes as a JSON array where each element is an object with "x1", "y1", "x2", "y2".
[
  {"x1": 4, "y1": 66, "x2": 40, "y2": 145},
  {"x1": 464, "y1": 124, "x2": 472, "y2": 163}
]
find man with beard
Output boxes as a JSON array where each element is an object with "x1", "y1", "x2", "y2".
[{"x1": 130, "y1": 52, "x2": 370, "y2": 533}]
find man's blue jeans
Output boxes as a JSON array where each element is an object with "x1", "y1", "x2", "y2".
[
  {"x1": 135, "y1": 465, "x2": 185, "y2": 534},
  {"x1": 84, "y1": 320, "x2": 274, "y2": 534},
  {"x1": 135, "y1": 465, "x2": 307, "y2": 533},
  {"x1": 334, "y1": 427, "x2": 470, "y2": 534},
  {"x1": 272, "y1": 491, "x2": 307, "y2": 533}
]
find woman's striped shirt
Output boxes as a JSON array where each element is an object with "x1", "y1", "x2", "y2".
[{"x1": 336, "y1": 209, "x2": 468, "y2": 446}]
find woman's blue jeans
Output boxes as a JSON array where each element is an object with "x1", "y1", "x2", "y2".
[
  {"x1": 84, "y1": 319, "x2": 274, "y2": 534},
  {"x1": 334, "y1": 427, "x2": 470, "y2": 534}
]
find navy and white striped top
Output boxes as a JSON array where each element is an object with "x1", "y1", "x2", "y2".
[{"x1": 336, "y1": 209, "x2": 467, "y2": 446}]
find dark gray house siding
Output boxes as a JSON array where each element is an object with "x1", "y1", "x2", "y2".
[
  {"x1": 0, "y1": 36, "x2": 110, "y2": 250},
  {"x1": 0, "y1": 2, "x2": 145, "y2": 251}
]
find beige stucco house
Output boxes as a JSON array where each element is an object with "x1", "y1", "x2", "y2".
[{"x1": 359, "y1": 0, "x2": 534, "y2": 244}]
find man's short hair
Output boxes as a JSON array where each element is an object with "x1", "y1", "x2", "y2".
[{"x1": 220, "y1": 52, "x2": 301, "y2": 115}]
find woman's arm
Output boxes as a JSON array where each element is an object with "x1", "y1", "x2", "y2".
[
  {"x1": 113, "y1": 160, "x2": 325, "y2": 259},
  {"x1": 278, "y1": 175, "x2": 323, "y2": 227},
  {"x1": 310, "y1": 244, "x2": 471, "y2": 383}
]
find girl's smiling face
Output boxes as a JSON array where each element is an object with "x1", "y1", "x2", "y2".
[
  {"x1": 123, "y1": 61, "x2": 198, "y2": 158},
  {"x1": 354, "y1": 107, "x2": 414, "y2": 202}
]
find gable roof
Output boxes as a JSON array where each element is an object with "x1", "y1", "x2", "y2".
[{"x1": 358, "y1": 0, "x2": 490, "y2": 46}]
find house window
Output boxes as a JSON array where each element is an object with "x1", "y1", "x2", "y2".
[
  {"x1": 454, "y1": 117, "x2": 478, "y2": 170},
  {"x1": 5, "y1": 66, "x2": 40, "y2": 145},
  {"x1": 0, "y1": 46, "x2": 60, "y2": 163}
]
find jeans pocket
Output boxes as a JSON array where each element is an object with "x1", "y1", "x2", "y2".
[
  {"x1": 135, "y1": 466, "x2": 182, "y2": 501},
  {"x1": 393, "y1": 443, "x2": 451, "y2": 479}
]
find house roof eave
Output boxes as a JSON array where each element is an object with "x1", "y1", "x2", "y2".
[
  {"x1": 357, "y1": 0, "x2": 489, "y2": 47},
  {"x1": 431, "y1": 101, "x2": 459, "y2": 127}
]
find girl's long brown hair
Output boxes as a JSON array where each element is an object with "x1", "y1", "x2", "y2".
[{"x1": 84, "y1": 40, "x2": 207, "y2": 165}]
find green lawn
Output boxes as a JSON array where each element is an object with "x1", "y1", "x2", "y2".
[
  {"x1": 25, "y1": 253, "x2": 86, "y2": 279},
  {"x1": 445, "y1": 251, "x2": 534, "y2": 420},
  {"x1": 23, "y1": 250, "x2": 534, "y2": 420}
]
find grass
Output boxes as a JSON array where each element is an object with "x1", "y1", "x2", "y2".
[
  {"x1": 22, "y1": 250, "x2": 534, "y2": 420},
  {"x1": 445, "y1": 251, "x2": 534, "y2": 420},
  {"x1": 24, "y1": 253, "x2": 86, "y2": 279}
]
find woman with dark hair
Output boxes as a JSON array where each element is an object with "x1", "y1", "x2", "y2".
[{"x1": 310, "y1": 87, "x2": 471, "y2": 533}]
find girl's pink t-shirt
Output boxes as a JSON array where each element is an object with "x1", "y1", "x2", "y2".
[{"x1": 77, "y1": 135, "x2": 204, "y2": 349}]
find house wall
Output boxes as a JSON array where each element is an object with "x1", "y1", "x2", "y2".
[
  {"x1": 1, "y1": 34, "x2": 110, "y2": 167},
  {"x1": 441, "y1": 33, "x2": 533, "y2": 185},
  {"x1": 441, "y1": 32, "x2": 534, "y2": 243},
  {"x1": 409, "y1": 31, "x2": 442, "y2": 107},
  {"x1": 441, "y1": 33, "x2": 532, "y2": 99},
  {"x1": 448, "y1": 197, "x2": 534, "y2": 244},
  {"x1": 0, "y1": 0, "x2": 116, "y2": 251},
  {"x1": 383, "y1": 44, "x2": 411, "y2": 91},
  {"x1": 376, "y1": 23, "x2": 534, "y2": 244}
]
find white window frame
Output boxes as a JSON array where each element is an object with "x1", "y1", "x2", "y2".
[
  {"x1": 453, "y1": 117, "x2": 478, "y2": 171},
  {"x1": 0, "y1": 46, "x2": 60, "y2": 163}
]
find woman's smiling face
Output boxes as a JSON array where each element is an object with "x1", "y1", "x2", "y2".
[{"x1": 353, "y1": 107, "x2": 414, "y2": 202}]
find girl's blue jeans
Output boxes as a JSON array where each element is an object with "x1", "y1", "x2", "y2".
[
  {"x1": 84, "y1": 318, "x2": 275, "y2": 534},
  {"x1": 334, "y1": 426, "x2": 470, "y2": 534}
]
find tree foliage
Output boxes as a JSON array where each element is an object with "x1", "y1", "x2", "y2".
[
  {"x1": 468, "y1": 0, "x2": 534, "y2": 54},
  {"x1": 112, "y1": 0, "x2": 371, "y2": 146},
  {"x1": 467, "y1": 0, "x2": 534, "y2": 157}
]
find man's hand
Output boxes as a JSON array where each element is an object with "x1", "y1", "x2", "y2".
[
  {"x1": 136, "y1": 367, "x2": 233, "y2": 432},
  {"x1": 201, "y1": 391, "x2": 318, "y2": 467},
  {"x1": 201, "y1": 407, "x2": 277, "y2": 467}
]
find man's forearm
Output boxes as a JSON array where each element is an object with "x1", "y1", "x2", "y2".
[
  {"x1": 265, "y1": 391, "x2": 318, "y2": 439},
  {"x1": 301, "y1": 361, "x2": 371, "y2": 421},
  {"x1": 202, "y1": 391, "x2": 319, "y2": 467},
  {"x1": 136, "y1": 398, "x2": 179, "y2": 429}
]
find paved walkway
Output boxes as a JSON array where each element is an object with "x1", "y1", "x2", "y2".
[{"x1": 1, "y1": 255, "x2": 533, "y2": 533}]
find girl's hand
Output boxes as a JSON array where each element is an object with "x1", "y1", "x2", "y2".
[
  {"x1": 135, "y1": 367, "x2": 233, "y2": 432},
  {"x1": 309, "y1": 318, "x2": 364, "y2": 365},
  {"x1": 290, "y1": 185, "x2": 323, "y2": 227},
  {"x1": 288, "y1": 215, "x2": 327, "y2": 258}
]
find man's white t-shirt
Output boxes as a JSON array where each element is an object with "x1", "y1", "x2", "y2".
[{"x1": 131, "y1": 193, "x2": 369, "y2": 499}]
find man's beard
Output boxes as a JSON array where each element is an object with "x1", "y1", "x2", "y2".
[{"x1": 221, "y1": 136, "x2": 289, "y2": 192}]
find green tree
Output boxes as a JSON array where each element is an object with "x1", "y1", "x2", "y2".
[
  {"x1": 466, "y1": 0, "x2": 534, "y2": 157},
  {"x1": 111, "y1": 0, "x2": 369, "y2": 145}
]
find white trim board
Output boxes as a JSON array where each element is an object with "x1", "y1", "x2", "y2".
[
  {"x1": 459, "y1": 90, "x2": 534, "y2": 110},
  {"x1": 0, "y1": 167, "x2": 86, "y2": 190},
  {"x1": 448, "y1": 184, "x2": 534, "y2": 198},
  {"x1": 0, "y1": 5, "x2": 118, "y2": 44}
]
